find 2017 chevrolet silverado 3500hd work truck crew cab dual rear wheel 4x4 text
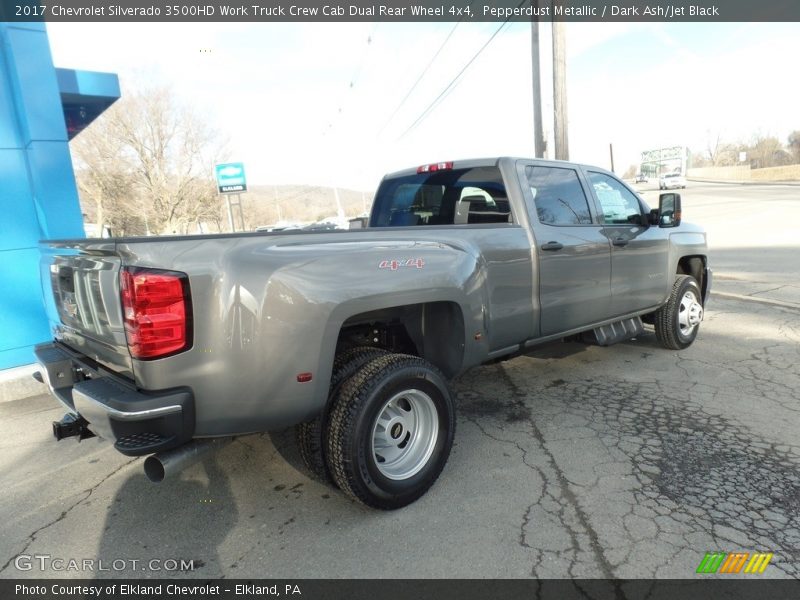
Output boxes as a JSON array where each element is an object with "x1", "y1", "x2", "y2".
[{"x1": 36, "y1": 157, "x2": 711, "y2": 510}]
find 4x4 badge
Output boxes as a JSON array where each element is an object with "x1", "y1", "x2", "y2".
[{"x1": 379, "y1": 258, "x2": 425, "y2": 271}]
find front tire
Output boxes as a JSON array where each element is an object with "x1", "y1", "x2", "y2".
[
  {"x1": 326, "y1": 354, "x2": 455, "y2": 510},
  {"x1": 654, "y1": 275, "x2": 704, "y2": 350}
]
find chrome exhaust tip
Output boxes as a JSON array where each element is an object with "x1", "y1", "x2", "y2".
[{"x1": 144, "y1": 437, "x2": 233, "y2": 483}]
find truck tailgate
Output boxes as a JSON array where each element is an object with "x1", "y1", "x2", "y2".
[{"x1": 40, "y1": 242, "x2": 134, "y2": 379}]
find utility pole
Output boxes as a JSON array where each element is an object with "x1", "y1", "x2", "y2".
[
  {"x1": 530, "y1": 8, "x2": 545, "y2": 159},
  {"x1": 552, "y1": 17, "x2": 569, "y2": 161},
  {"x1": 609, "y1": 143, "x2": 615, "y2": 172},
  {"x1": 225, "y1": 195, "x2": 235, "y2": 232},
  {"x1": 273, "y1": 185, "x2": 282, "y2": 221}
]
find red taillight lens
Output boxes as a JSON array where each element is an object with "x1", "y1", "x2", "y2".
[
  {"x1": 417, "y1": 161, "x2": 453, "y2": 174},
  {"x1": 120, "y1": 267, "x2": 192, "y2": 360}
]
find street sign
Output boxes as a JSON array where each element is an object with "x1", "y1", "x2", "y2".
[{"x1": 215, "y1": 162, "x2": 247, "y2": 194}]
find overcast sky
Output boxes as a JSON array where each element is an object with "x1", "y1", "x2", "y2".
[{"x1": 47, "y1": 21, "x2": 800, "y2": 190}]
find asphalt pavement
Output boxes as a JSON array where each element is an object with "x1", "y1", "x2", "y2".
[{"x1": 1, "y1": 182, "x2": 798, "y2": 580}]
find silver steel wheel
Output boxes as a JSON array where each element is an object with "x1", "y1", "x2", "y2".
[
  {"x1": 678, "y1": 290, "x2": 703, "y2": 336},
  {"x1": 371, "y1": 389, "x2": 439, "y2": 481}
]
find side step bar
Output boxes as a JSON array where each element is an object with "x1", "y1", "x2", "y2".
[{"x1": 582, "y1": 316, "x2": 644, "y2": 347}]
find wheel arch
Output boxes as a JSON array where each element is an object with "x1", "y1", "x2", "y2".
[
  {"x1": 332, "y1": 300, "x2": 466, "y2": 379},
  {"x1": 676, "y1": 255, "x2": 708, "y2": 302}
]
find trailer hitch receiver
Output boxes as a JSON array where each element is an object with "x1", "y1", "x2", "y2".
[{"x1": 52, "y1": 413, "x2": 96, "y2": 441}]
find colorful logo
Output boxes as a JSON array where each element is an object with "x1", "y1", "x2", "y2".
[{"x1": 696, "y1": 552, "x2": 773, "y2": 574}]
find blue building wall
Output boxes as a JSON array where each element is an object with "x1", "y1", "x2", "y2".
[{"x1": 0, "y1": 23, "x2": 117, "y2": 369}]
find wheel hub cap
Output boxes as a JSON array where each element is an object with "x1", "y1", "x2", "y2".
[
  {"x1": 371, "y1": 389, "x2": 438, "y2": 480},
  {"x1": 678, "y1": 290, "x2": 703, "y2": 334}
]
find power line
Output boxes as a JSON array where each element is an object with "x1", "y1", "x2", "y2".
[
  {"x1": 396, "y1": 5, "x2": 525, "y2": 141},
  {"x1": 376, "y1": 21, "x2": 462, "y2": 138},
  {"x1": 323, "y1": 23, "x2": 379, "y2": 137}
]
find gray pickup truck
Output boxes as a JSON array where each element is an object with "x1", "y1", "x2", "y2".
[{"x1": 35, "y1": 157, "x2": 710, "y2": 509}]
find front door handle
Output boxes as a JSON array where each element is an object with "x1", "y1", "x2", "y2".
[
  {"x1": 612, "y1": 237, "x2": 629, "y2": 247},
  {"x1": 540, "y1": 241, "x2": 564, "y2": 251}
]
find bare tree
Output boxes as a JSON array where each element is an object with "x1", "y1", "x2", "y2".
[
  {"x1": 705, "y1": 131, "x2": 723, "y2": 165},
  {"x1": 747, "y1": 135, "x2": 792, "y2": 169},
  {"x1": 71, "y1": 85, "x2": 226, "y2": 236},
  {"x1": 700, "y1": 131, "x2": 740, "y2": 166},
  {"x1": 71, "y1": 113, "x2": 144, "y2": 235},
  {"x1": 788, "y1": 130, "x2": 800, "y2": 164}
]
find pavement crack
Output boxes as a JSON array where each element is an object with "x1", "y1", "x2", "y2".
[
  {"x1": 495, "y1": 364, "x2": 622, "y2": 586},
  {"x1": 0, "y1": 457, "x2": 137, "y2": 574}
]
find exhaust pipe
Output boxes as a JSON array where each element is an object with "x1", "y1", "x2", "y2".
[{"x1": 144, "y1": 437, "x2": 233, "y2": 483}]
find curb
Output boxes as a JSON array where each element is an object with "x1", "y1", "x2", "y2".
[
  {"x1": 687, "y1": 178, "x2": 800, "y2": 187},
  {"x1": 0, "y1": 364, "x2": 47, "y2": 404},
  {"x1": 711, "y1": 290, "x2": 800, "y2": 311}
]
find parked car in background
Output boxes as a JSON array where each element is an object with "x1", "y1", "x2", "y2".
[
  {"x1": 660, "y1": 172, "x2": 686, "y2": 189},
  {"x1": 635, "y1": 173, "x2": 647, "y2": 183}
]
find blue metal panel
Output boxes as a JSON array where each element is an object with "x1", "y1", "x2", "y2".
[
  {"x1": 0, "y1": 42, "x2": 22, "y2": 149},
  {"x1": 0, "y1": 248, "x2": 52, "y2": 368},
  {"x1": 0, "y1": 148, "x2": 40, "y2": 250},
  {"x1": 56, "y1": 68, "x2": 121, "y2": 139},
  {"x1": 56, "y1": 68, "x2": 121, "y2": 98},
  {"x1": 3, "y1": 25, "x2": 67, "y2": 143},
  {"x1": 27, "y1": 141, "x2": 84, "y2": 240},
  {"x1": 0, "y1": 23, "x2": 118, "y2": 370}
]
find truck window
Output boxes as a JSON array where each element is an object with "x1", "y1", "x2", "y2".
[
  {"x1": 587, "y1": 172, "x2": 643, "y2": 225},
  {"x1": 371, "y1": 167, "x2": 511, "y2": 227},
  {"x1": 525, "y1": 165, "x2": 593, "y2": 225}
]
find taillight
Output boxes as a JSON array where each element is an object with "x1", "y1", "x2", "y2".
[
  {"x1": 417, "y1": 161, "x2": 453, "y2": 174},
  {"x1": 120, "y1": 267, "x2": 192, "y2": 360}
]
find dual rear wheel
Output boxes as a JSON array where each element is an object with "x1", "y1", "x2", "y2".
[{"x1": 295, "y1": 349, "x2": 455, "y2": 510}]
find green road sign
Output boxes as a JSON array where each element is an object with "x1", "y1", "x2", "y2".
[{"x1": 215, "y1": 162, "x2": 247, "y2": 194}]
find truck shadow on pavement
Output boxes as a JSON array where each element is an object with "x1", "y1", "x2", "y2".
[{"x1": 96, "y1": 454, "x2": 237, "y2": 578}]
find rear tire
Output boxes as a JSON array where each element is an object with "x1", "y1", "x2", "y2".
[
  {"x1": 654, "y1": 275, "x2": 704, "y2": 350},
  {"x1": 326, "y1": 353, "x2": 455, "y2": 509},
  {"x1": 295, "y1": 346, "x2": 388, "y2": 484}
]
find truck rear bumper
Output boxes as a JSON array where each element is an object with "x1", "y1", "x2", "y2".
[{"x1": 34, "y1": 342, "x2": 195, "y2": 456}]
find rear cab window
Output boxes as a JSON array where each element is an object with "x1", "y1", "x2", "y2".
[
  {"x1": 525, "y1": 165, "x2": 594, "y2": 226},
  {"x1": 371, "y1": 166, "x2": 512, "y2": 227}
]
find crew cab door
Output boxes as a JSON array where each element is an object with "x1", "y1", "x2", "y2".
[
  {"x1": 517, "y1": 162, "x2": 612, "y2": 336},
  {"x1": 582, "y1": 169, "x2": 670, "y2": 315}
]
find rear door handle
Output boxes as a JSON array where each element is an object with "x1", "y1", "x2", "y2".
[
  {"x1": 540, "y1": 241, "x2": 564, "y2": 251},
  {"x1": 612, "y1": 237, "x2": 629, "y2": 247}
]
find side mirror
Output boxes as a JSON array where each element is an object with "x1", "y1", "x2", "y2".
[{"x1": 658, "y1": 193, "x2": 682, "y2": 228}]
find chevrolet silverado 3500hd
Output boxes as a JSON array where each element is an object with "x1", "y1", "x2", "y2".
[{"x1": 36, "y1": 157, "x2": 710, "y2": 509}]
